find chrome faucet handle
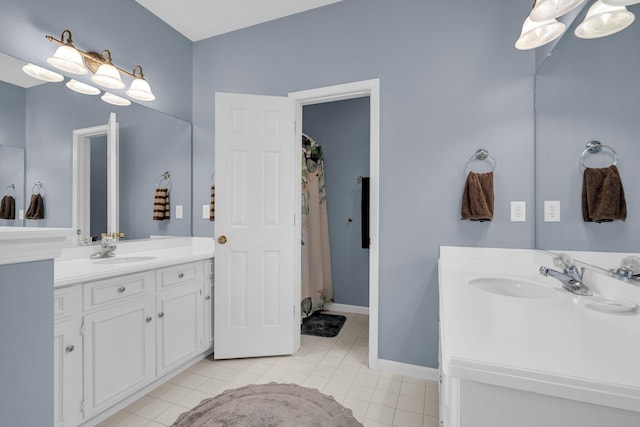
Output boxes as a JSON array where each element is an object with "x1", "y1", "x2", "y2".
[{"x1": 553, "y1": 253, "x2": 574, "y2": 270}]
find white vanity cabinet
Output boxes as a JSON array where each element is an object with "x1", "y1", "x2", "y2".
[
  {"x1": 53, "y1": 256, "x2": 215, "y2": 427},
  {"x1": 203, "y1": 259, "x2": 214, "y2": 349},
  {"x1": 54, "y1": 286, "x2": 83, "y2": 427},
  {"x1": 81, "y1": 271, "x2": 156, "y2": 419},
  {"x1": 155, "y1": 262, "x2": 204, "y2": 375}
]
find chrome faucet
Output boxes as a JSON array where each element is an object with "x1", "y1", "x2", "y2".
[
  {"x1": 89, "y1": 234, "x2": 117, "y2": 259},
  {"x1": 539, "y1": 254, "x2": 593, "y2": 296}
]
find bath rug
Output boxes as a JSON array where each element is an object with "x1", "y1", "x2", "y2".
[
  {"x1": 172, "y1": 382, "x2": 362, "y2": 427},
  {"x1": 301, "y1": 311, "x2": 346, "y2": 338}
]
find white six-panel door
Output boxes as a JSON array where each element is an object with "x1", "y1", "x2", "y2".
[{"x1": 214, "y1": 92, "x2": 296, "y2": 359}]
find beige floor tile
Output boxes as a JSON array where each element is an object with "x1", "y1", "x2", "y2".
[
  {"x1": 342, "y1": 396, "x2": 370, "y2": 421},
  {"x1": 154, "y1": 404, "x2": 188, "y2": 426},
  {"x1": 177, "y1": 389, "x2": 213, "y2": 409},
  {"x1": 323, "y1": 378, "x2": 352, "y2": 396},
  {"x1": 396, "y1": 394, "x2": 424, "y2": 414},
  {"x1": 371, "y1": 389, "x2": 399, "y2": 408},
  {"x1": 169, "y1": 372, "x2": 209, "y2": 390},
  {"x1": 363, "y1": 419, "x2": 392, "y2": 427},
  {"x1": 365, "y1": 402, "x2": 395, "y2": 424},
  {"x1": 135, "y1": 398, "x2": 172, "y2": 420},
  {"x1": 400, "y1": 381, "x2": 426, "y2": 399},
  {"x1": 423, "y1": 414, "x2": 439, "y2": 427},
  {"x1": 113, "y1": 413, "x2": 150, "y2": 427},
  {"x1": 94, "y1": 410, "x2": 129, "y2": 427},
  {"x1": 392, "y1": 409, "x2": 424, "y2": 427},
  {"x1": 347, "y1": 384, "x2": 376, "y2": 402},
  {"x1": 376, "y1": 377, "x2": 402, "y2": 394},
  {"x1": 123, "y1": 395, "x2": 154, "y2": 414},
  {"x1": 302, "y1": 374, "x2": 330, "y2": 390},
  {"x1": 424, "y1": 399, "x2": 439, "y2": 417},
  {"x1": 196, "y1": 377, "x2": 229, "y2": 395}
]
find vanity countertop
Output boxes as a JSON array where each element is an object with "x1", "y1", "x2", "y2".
[
  {"x1": 439, "y1": 246, "x2": 640, "y2": 413},
  {"x1": 55, "y1": 237, "x2": 215, "y2": 287}
]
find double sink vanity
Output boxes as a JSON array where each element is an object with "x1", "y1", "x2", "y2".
[
  {"x1": 53, "y1": 235, "x2": 215, "y2": 427},
  {"x1": 438, "y1": 246, "x2": 640, "y2": 427}
]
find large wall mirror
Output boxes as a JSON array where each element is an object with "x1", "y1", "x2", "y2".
[
  {"x1": 0, "y1": 51, "x2": 192, "y2": 242},
  {"x1": 535, "y1": 2, "x2": 640, "y2": 275}
]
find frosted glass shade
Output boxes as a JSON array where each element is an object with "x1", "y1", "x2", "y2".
[
  {"x1": 91, "y1": 63, "x2": 125, "y2": 89},
  {"x1": 101, "y1": 92, "x2": 130, "y2": 106},
  {"x1": 601, "y1": 0, "x2": 640, "y2": 6},
  {"x1": 575, "y1": 1, "x2": 635, "y2": 39},
  {"x1": 22, "y1": 63, "x2": 64, "y2": 82},
  {"x1": 530, "y1": 0, "x2": 586, "y2": 21},
  {"x1": 515, "y1": 17, "x2": 566, "y2": 50},
  {"x1": 126, "y1": 77, "x2": 155, "y2": 101},
  {"x1": 47, "y1": 45, "x2": 87, "y2": 75},
  {"x1": 66, "y1": 79, "x2": 100, "y2": 95}
]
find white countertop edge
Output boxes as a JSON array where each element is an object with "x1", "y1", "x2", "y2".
[
  {"x1": 0, "y1": 227, "x2": 74, "y2": 266},
  {"x1": 444, "y1": 356, "x2": 640, "y2": 414}
]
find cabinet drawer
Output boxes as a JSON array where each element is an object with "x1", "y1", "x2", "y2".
[
  {"x1": 54, "y1": 286, "x2": 81, "y2": 321},
  {"x1": 156, "y1": 261, "x2": 203, "y2": 290},
  {"x1": 83, "y1": 271, "x2": 152, "y2": 311}
]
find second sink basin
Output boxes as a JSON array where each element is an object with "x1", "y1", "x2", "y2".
[
  {"x1": 93, "y1": 256, "x2": 157, "y2": 265},
  {"x1": 469, "y1": 276, "x2": 557, "y2": 299}
]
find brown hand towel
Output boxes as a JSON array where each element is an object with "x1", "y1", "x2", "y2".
[
  {"x1": 0, "y1": 195, "x2": 15, "y2": 219},
  {"x1": 582, "y1": 165, "x2": 626, "y2": 223},
  {"x1": 153, "y1": 187, "x2": 171, "y2": 221},
  {"x1": 209, "y1": 185, "x2": 215, "y2": 221},
  {"x1": 25, "y1": 193, "x2": 44, "y2": 219},
  {"x1": 461, "y1": 171, "x2": 494, "y2": 222}
]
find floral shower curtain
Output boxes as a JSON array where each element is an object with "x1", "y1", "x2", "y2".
[{"x1": 301, "y1": 134, "x2": 333, "y2": 315}]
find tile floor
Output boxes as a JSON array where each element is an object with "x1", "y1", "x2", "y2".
[{"x1": 96, "y1": 312, "x2": 439, "y2": 427}]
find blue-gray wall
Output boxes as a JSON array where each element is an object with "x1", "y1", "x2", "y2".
[
  {"x1": 193, "y1": 0, "x2": 536, "y2": 367},
  {"x1": 536, "y1": 3, "x2": 640, "y2": 253},
  {"x1": 0, "y1": 260, "x2": 54, "y2": 427},
  {"x1": 0, "y1": 0, "x2": 193, "y2": 122},
  {"x1": 303, "y1": 98, "x2": 370, "y2": 308},
  {"x1": 24, "y1": 81, "x2": 192, "y2": 239},
  {"x1": 0, "y1": 145, "x2": 25, "y2": 227},
  {"x1": 0, "y1": 81, "x2": 26, "y2": 148}
]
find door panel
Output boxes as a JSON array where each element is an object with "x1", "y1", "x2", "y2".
[{"x1": 214, "y1": 92, "x2": 296, "y2": 359}]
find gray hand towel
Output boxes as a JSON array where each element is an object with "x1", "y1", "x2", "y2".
[{"x1": 461, "y1": 172, "x2": 494, "y2": 222}]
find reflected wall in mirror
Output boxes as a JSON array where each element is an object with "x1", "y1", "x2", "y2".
[
  {"x1": 0, "y1": 51, "x2": 192, "y2": 241},
  {"x1": 0, "y1": 146, "x2": 25, "y2": 227},
  {"x1": 535, "y1": 2, "x2": 640, "y2": 254}
]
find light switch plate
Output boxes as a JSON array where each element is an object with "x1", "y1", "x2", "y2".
[
  {"x1": 176, "y1": 205, "x2": 183, "y2": 219},
  {"x1": 544, "y1": 201, "x2": 560, "y2": 222},
  {"x1": 510, "y1": 201, "x2": 526, "y2": 222},
  {"x1": 203, "y1": 205, "x2": 210, "y2": 219}
]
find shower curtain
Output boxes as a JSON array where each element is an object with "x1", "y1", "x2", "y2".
[{"x1": 301, "y1": 134, "x2": 333, "y2": 315}]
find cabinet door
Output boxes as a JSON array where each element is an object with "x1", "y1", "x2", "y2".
[
  {"x1": 156, "y1": 282, "x2": 203, "y2": 375},
  {"x1": 204, "y1": 280, "x2": 214, "y2": 349},
  {"x1": 54, "y1": 318, "x2": 82, "y2": 427},
  {"x1": 83, "y1": 297, "x2": 155, "y2": 418}
]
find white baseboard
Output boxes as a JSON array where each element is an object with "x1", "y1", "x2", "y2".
[
  {"x1": 376, "y1": 358, "x2": 439, "y2": 381},
  {"x1": 324, "y1": 303, "x2": 369, "y2": 315}
]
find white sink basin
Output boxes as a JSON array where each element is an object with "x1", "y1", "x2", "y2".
[
  {"x1": 469, "y1": 277, "x2": 557, "y2": 299},
  {"x1": 93, "y1": 256, "x2": 157, "y2": 265}
]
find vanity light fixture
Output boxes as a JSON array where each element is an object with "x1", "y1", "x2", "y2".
[
  {"x1": 575, "y1": 0, "x2": 635, "y2": 38},
  {"x1": 45, "y1": 29, "x2": 155, "y2": 102},
  {"x1": 601, "y1": 0, "x2": 640, "y2": 5},
  {"x1": 530, "y1": 0, "x2": 586, "y2": 21},
  {"x1": 101, "y1": 92, "x2": 131, "y2": 106},
  {"x1": 66, "y1": 79, "x2": 100, "y2": 95},
  {"x1": 22, "y1": 63, "x2": 64, "y2": 82},
  {"x1": 515, "y1": 17, "x2": 566, "y2": 50}
]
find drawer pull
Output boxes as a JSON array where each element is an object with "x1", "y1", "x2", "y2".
[
  {"x1": 178, "y1": 273, "x2": 184, "y2": 279},
  {"x1": 146, "y1": 316, "x2": 153, "y2": 323},
  {"x1": 65, "y1": 344, "x2": 75, "y2": 353},
  {"x1": 158, "y1": 312, "x2": 164, "y2": 318},
  {"x1": 117, "y1": 286, "x2": 126, "y2": 293}
]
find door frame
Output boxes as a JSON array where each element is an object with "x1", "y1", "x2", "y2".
[{"x1": 289, "y1": 78, "x2": 380, "y2": 370}]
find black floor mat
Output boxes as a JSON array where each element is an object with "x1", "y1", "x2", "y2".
[{"x1": 301, "y1": 311, "x2": 346, "y2": 338}]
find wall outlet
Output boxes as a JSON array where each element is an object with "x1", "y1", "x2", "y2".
[
  {"x1": 18, "y1": 209, "x2": 24, "y2": 220},
  {"x1": 203, "y1": 205, "x2": 210, "y2": 219},
  {"x1": 510, "y1": 201, "x2": 526, "y2": 222},
  {"x1": 544, "y1": 201, "x2": 560, "y2": 222},
  {"x1": 176, "y1": 205, "x2": 183, "y2": 219}
]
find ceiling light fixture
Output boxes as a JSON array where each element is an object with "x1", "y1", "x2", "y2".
[
  {"x1": 530, "y1": 0, "x2": 586, "y2": 21},
  {"x1": 22, "y1": 63, "x2": 64, "y2": 82},
  {"x1": 66, "y1": 79, "x2": 100, "y2": 95},
  {"x1": 515, "y1": 17, "x2": 566, "y2": 50},
  {"x1": 575, "y1": 0, "x2": 635, "y2": 39},
  {"x1": 44, "y1": 29, "x2": 154, "y2": 102}
]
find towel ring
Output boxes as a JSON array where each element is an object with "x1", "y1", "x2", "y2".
[
  {"x1": 155, "y1": 171, "x2": 171, "y2": 189},
  {"x1": 579, "y1": 141, "x2": 618, "y2": 171},
  {"x1": 210, "y1": 172, "x2": 215, "y2": 185},
  {"x1": 465, "y1": 148, "x2": 497, "y2": 175},
  {"x1": 31, "y1": 181, "x2": 43, "y2": 195},
  {"x1": 5, "y1": 184, "x2": 16, "y2": 197}
]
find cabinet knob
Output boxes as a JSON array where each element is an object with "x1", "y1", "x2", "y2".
[
  {"x1": 178, "y1": 273, "x2": 184, "y2": 279},
  {"x1": 117, "y1": 286, "x2": 126, "y2": 293},
  {"x1": 158, "y1": 312, "x2": 164, "y2": 318},
  {"x1": 217, "y1": 235, "x2": 227, "y2": 245},
  {"x1": 146, "y1": 316, "x2": 152, "y2": 323},
  {"x1": 65, "y1": 344, "x2": 75, "y2": 353},
  {"x1": 205, "y1": 295, "x2": 211, "y2": 301}
]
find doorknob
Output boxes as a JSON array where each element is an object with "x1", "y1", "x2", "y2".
[{"x1": 217, "y1": 235, "x2": 227, "y2": 244}]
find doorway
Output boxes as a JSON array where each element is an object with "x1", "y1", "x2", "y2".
[{"x1": 290, "y1": 79, "x2": 380, "y2": 370}]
